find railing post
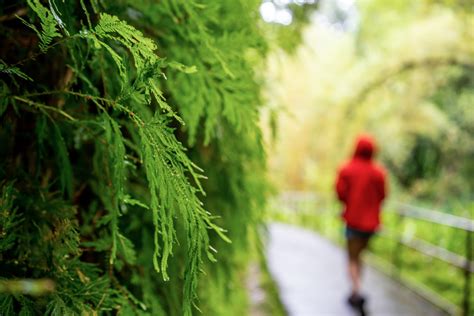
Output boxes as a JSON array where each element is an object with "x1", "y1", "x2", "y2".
[
  {"x1": 392, "y1": 213, "x2": 404, "y2": 278},
  {"x1": 463, "y1": 229, "x2": 472, "y2": 316}
]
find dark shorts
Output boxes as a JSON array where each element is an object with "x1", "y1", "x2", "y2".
[{"x1": 345, "y1": 226, "x2": 375, "y2": 239}]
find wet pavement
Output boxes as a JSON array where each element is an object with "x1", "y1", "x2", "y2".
[{"x1": 265, "y1": 222, "x2": 446, "y2": 316}]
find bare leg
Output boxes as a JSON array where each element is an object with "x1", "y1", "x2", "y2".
[
  {"x1": 347, "y1": 237, "x2": 369, "y2": 296},
  {"x1": 349, "y1": 258, "x2": 361, "y2": 295}
]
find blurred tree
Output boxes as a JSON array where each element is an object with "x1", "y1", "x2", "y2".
[
  {"x1": 392, "y1": 135, "x2": 442, "y2": 187},
  {"x1": 264, "y1": 0, "x2": 474, "y2": 208}
]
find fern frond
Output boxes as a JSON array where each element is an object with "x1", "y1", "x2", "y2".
[
  {"x1": 0, "y1": 61, "x2": 32, "y2": 81},
  {"x1": 117, "y1": 233, "x2": 137, "y2": 265},
  {"x1": 95, "y1": 41, "x2": 128, "y2": 85},
  {"x1": 138, "y1": 114, "x2": 221, "y2": 313},
  {"x1": 24, "y1": 0, "x2": 63, "y2": 52},
  {"x1": 91, "y1": 14, "x2": 183, "y2": 121},
  {"x1": 94, "y1": 13, "x2": 157, "y2": 74},
  {"x1": 89, "y1": 114, "x2": 127, "y2": 266}
]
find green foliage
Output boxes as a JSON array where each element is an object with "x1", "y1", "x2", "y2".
[
  {"x1": 0, "y1": 61, "x2": 32, "y2": 82},
  {"x1": 0, "y1": 0, "x2": 269, "y2": 315},
  {"x1": 20, "y1": 0, "x2": 64, "y2": 52},
  {"x1": 392, "y1": 135, "x2": 442, "y2": 187}
]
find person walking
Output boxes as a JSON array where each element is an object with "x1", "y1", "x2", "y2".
[{"x1": 335, "y1": 134, "x2": 387, "y2": 313}]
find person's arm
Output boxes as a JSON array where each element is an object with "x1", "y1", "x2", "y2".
[
  {"x1": 336, "y1": 170, "x2": 348, "y2": 203},
  {"x1": 377, "y1": 169, "x2": 387, "y2": 201}
]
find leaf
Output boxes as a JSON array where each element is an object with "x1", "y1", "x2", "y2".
[
  {"x1": 117, "y1": 233, "x2": 136, "y2": 265},
  {"x1": 0, "y1": 61, "x2": 32, "y2": 81},
  {"x1": 24, "y1": 0, "x2": 63, "y2": 52},
  {"x1": 122, "y1": 195, "x2": 149, "y2": 210}
]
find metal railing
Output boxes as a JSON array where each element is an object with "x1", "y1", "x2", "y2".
[
  {"x1": 275, "y1": 192, "x2": 473, "y2": 316},
  {"x1": 385, "y1": 203, "x2": 473, "y2": 316}
]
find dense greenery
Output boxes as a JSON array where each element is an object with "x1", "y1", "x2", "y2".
[{"x1": 0, "y1": 1, "x2": 275, "y2": 314}]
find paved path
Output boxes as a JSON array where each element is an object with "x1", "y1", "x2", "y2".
[{"x1": 265, "y1": 222, "x2": 446, "y2": 316}]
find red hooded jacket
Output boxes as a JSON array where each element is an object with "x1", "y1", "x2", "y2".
[{"x1": 335, "y1": 135, "x2": 387, "y2": 232}]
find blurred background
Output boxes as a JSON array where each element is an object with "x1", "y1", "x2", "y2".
[
  {"x1": 261, "y1": 0, "x2": 473, "y2": 205},
  {"x1": 257, "y1": 0, "x2": 473, "y2": 314}
]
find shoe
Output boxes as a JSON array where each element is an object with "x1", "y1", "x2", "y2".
[{"x1": 347, "y1": 293, "x2": 366, "y2": 309}]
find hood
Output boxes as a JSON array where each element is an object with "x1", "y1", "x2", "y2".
[{"x1": 353, "y1": 134, "x2": 376, "y2": 160}]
